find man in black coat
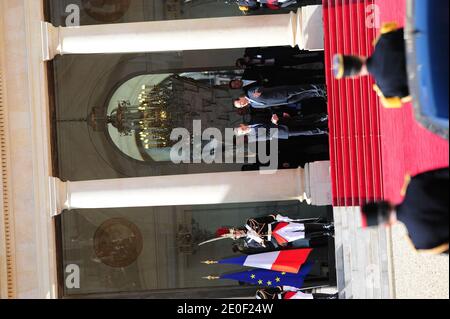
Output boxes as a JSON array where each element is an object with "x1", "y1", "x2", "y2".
[
  {"x1": 234, "y1": 118, "x2": 328, "y2": 143},
  {"x1": 237, "y1": 47, "x2": 324, "y2": 68},
  {"x1": 234, "y1": 84, "x2": 326, "y2": 109},
  {"x1": 230, "y1": 67, "x2": 324, "y2": 92}
]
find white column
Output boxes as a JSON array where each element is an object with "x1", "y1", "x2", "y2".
[
  {"x1": 296, "y1": 5, "x2": 324, "y2": 52},
  {"x1": 41, "y1": 7, "x2": 324, "y2": 61},
  {"x1": 304, "y1": 161, "x2": 333, "y2": 206},
  {"x1": 49, "y1": 162, "x2": 332, "y2": 216}
]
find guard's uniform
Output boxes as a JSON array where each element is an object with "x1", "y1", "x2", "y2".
[
  {"x1": 241, "y1": 215, "x2": 330, "y2": 250},
  {"x1": 396, "y1": 168, "x2": 449, "y2": 254},
  {"x1": 367, "y1": 22, "x2": 411, "y2": 108},
  {"x1": 256, "y1": 287, "x2": 338, "y2": 299},
  {"x1": 238, "y1": 0, "x2": 295, "y2": 11}
]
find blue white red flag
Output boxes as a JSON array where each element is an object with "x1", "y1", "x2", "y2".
[
  {"x1": 218, "y1": 249, "x2": 312, "y2": 274},
  {"x1": 220, "y1": 262, "x2": 313, "y2": 288}
]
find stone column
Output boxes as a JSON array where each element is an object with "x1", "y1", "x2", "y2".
[
  {"x1": 41, "y1": 6, "x2": 324, "y2": 61},
  {"x1": 49, "y1": 161, "x2": 332, "y2": 216}
]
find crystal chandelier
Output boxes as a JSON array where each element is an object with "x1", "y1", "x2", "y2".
[{"x1": 107, "y1": 84, "x2": 173, "y2": 150}]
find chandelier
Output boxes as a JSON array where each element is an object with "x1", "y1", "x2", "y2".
[{"x1": 107, "y1": 84, "x2": 173, "y2": 150}]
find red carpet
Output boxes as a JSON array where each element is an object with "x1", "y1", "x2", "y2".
[{"x1": 323, "y1": 0, "x2": 449, "y2": 206}]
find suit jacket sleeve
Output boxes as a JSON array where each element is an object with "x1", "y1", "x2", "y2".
[
  {"x1": 251, "y1": 87, "x2": 289, "y2": 105},
  {"x1": 277, "y1": 117, "x2": 294, "y2": 127}
]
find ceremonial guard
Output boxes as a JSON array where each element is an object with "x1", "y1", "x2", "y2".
[
  {"x1": 237, "y1": 0, "x2": 299, "y2": 12},
  {"x1": 256, "y1": 287, "x2": 338, "y2": 299},
  {"x1": 199, "y1": 214, "x2": 334, "y2": 250},
  {"x1": 332, "y1": 22, "x2": 411, "y2": 108},
  {"x1": 361, "y1": 167, "x2": 449, "y2": 254}
]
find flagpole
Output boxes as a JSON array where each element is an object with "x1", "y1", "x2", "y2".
[
  {"x1": 202, "y1": 276, "x2": 221, "y2": 280},
  {"x1": 201, "y1": 260, "x2": 219, "y2": 265}
]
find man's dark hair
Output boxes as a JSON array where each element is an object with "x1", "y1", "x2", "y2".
[
  {"x1": 236, "y1": 58, "x2": 247, "y2": 68},
  {"x1": 229, "y1": 79, "x2": 242, "y2": 89},
  {"x1": 233, "y1": 96, "x2": 249, "y2": 108},
  {"x1": 236, "y1": 107, "x2": 249, "y2": 116}
]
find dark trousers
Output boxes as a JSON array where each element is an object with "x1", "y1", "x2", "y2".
[
  {"x1": 304, "y1": 223, "x2": 329, "y2": 236},
  {"x1": 313, "y1": 293, "x2": 338, "y2": 300},
  {"x1": 284, "y1": 116, "x2": 329, "y2": 137}
]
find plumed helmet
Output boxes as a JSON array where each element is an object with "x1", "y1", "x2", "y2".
[
  {"x1": 333, "y1": 54, "x2": 365, "y2": 79},
  {"x1": 216, "y1": 227, "x2": 232, "y2": 237},
  {"x1": 361, "y1": 201, "x2": 393, "y2": 227}
]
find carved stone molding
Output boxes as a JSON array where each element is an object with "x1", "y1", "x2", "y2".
[
  {"x1": 0, "y1": 3, "x2": 16, "y2": 299},
  {"x1": 0, "y1": 0, "x2": 58, "y2": 299}
]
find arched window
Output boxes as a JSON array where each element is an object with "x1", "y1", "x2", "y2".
[
  {"x1": 81, "y1": 0, "x2": 131, "y2": 22},
  {"x1": 107, "y1": 74, "x2": 174, "y2": 162},
  {"x1": 105, "y1": 71, "x2": 243, "y2": 163}
]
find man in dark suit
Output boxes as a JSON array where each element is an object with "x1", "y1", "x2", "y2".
[
  {"x1": 234, "y1": 118, "x2": 328, "y2": 142},
  {"x1": 229, "y1": 78, "x2": 259, "y2": 92},
  {"x1": 271, "y1": 112, "x2": 328, "y2": 129},
  {"x1": 278, "y1": 133, "x2": 330, "y2": 169},
  {"x1": 234, "y1": 84, "x2": 326, "y2": 109},
  {"x1": 230, "y1": 67, "x2": 324, "y2": 91},
  {"x1": 237, "y1": 46, "x2": 324, "y2": 68}
]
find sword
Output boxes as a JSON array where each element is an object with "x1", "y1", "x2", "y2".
[
  {"x1": 198, "y1": 236, "x2": 233, "y2": 246},
  {"x1": 274, "y1": 215, "x2": 324, "y2": 223},
  {"x1": 288, "y1": 218, "x2": 323, "y2": 223}
]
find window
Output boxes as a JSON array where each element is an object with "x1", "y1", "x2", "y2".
[
  {"x1": 46, "y1": 0, "x2": 334, "y2": 299},
  {"x1": 49, "y1": 0, "x2": 247, "y2": 27},
  {"x1": 58, "y1": 201, "x2": 332, "y2": 298},
  {"x1": 105, "y1": 72, "x2": 243, "y2": 163}
]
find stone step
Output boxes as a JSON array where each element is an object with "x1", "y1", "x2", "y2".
[{"x1": 333, "y1": 207, "x2": 392, "y2": 299}]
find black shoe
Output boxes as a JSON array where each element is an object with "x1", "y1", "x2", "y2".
[
  {"x1": 322, "y1": 232, "x2": 334, "y2": 239},
  {"x1": 315, "y1": 217, "x2": 328, "y2": 223},
  {"x1": 327, "y1": 293, "x2": 339, "y2": 300},
  {"x1": 314, "y1": 293, "x2": 339, "y2": 300},
  {"x1": 322, "y1": 222, "x2": 334, "y2": 233}
]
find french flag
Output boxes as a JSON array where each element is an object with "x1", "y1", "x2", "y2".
[
  {"x1": 283, "y1": 291, "x2": 314, "y2": 300},
  {"x1": 266, "y1": 0, "x2": 280, "y2": 10},
  {"x1": 218, "y1": 249, "x2": 312, "y2": 274}
]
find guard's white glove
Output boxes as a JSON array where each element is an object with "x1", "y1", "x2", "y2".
[{"x1": 245, "y1": 225, "x2": 266, "y2": 247}]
